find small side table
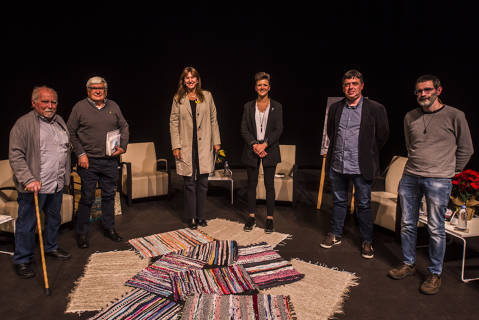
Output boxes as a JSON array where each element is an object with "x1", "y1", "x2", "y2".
[
  {"x1": 419, "y1": 215, "x2": 479, "y2": 282},
  {"x1": 0, "y1": 214, "x2": 14, "y2": 256},
  {"x1": 208, "y1": 171, "x2": 234, "y2": 205}
]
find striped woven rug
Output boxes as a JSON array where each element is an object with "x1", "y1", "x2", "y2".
[
  {"x1": 235, "y1": 242, "x2": 304, "y2": 290},
  {"x1": 128, "y1": 228, "x2": 214, "y2": 258},
  {"x1": 89, "y1": 288, "x2": 182, "y2": 320},
  {"x1": 125, "y1": 253, "x2": 206, "y2": 297},
  {"x1": 170, "y1": 264, "x2": 258, "y2": 301},
  {"x1": 177, "y1": 240, "x2": 238, "y2": 267},
  {"x1": 182, "y1": 294, "x2": 296, "y2": 320}
]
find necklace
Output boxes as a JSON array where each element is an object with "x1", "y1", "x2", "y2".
[
  {"x1": 422, "y1": 111, "x2": 436, "y2": 134},
  {"x1": 259, "y1": 111, "x2": 265, "y2": 133}
]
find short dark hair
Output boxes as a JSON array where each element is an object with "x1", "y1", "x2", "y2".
[
  {"x1": 416, "y1": 74, "x2": 441, "y2": 89},
  {"x1": 254, "y1": 72, "x2": 270, "y2": 84},
  {"x1": 342, "y1": 69, "x2": 363, "y2": 84}
]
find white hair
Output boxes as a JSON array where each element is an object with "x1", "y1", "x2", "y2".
[{"x1": 86, "y1": 76, "x2": 108, "y2": 88}]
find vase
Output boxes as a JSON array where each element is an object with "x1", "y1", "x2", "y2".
[{"x1": 450, "y1": 196, "x2": 477, "y2": 220}]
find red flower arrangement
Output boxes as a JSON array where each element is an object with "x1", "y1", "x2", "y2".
[{"x1": 451, "y1": 169, "x2": 479, "y2": 204}]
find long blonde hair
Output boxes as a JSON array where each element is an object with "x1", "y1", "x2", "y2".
[{"x1": 174, "y1": 66, "x2": 205, "y2": 103}]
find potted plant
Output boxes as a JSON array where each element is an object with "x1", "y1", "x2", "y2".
[{"x1": 451, "y1": 169, "x2": 479, "y2": 220}]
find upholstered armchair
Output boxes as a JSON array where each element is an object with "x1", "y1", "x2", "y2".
[
  {"x1": 256, "y1": 145, "x2": 297, "y2": 205},
  {"x1": 0, "y1": 159, "x2": 74, "y2": 233},
  {"x1": 120, "y1": 142, "x2": 170, "y2": 206},
  {"x1": 371, "y1": 156, "x2": 408, "y2": 232}
]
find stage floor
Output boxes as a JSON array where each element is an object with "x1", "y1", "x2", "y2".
[{"x1": 0, "y1": 168, "x2": 478, "y2": 319}]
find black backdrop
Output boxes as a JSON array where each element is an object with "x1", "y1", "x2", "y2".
[{"x1": 5, "y1": 3, "x2": 478, "y2": 172}]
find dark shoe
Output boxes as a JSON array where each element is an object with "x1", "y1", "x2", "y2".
[
  {"x1": 320, "y1": 232, "x2": 342, "y2": 249},
  {"x1": 388, "y1": 263, "x2": 416, "y2": 280},
  {"x1": 14, "y1": 263, "x2": 35, "y2": 279},
  {"x1": 265, "y1": 219, "x2": 274, "y2": 234},
  {"x1": 46, "y1": 248, "x2": 71, "y2": 261},
  {"x1": 104, "y1": 229, "x2": 123, "y2": 242},
  {"x1": 361, "y1": 241, "x2": 374, "y2": 259},
  {"x1": 420, "y1": 273, "x2": 441, "y2": 295},
  {"x1": 243, "y1": 217, "x2": 256, "y2": 232},
  {"x1": 197, "y1": 219, "x2": 207, "y2": 227},
  {"x1": 188, "y1": 219, "x2": 198, "y2": 230},
  {"x1": 77, "y1": 234, "x2": 89, "y2": 249}
]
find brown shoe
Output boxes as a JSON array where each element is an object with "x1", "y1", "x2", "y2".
[
  {"x1": 420, "y1": 273, "x2": 441, "y2": 295},
  {"x1": 320, "y1": 232, "x2": 341, "y2": 249},
  {"x1": 361, "y1": 241, "x2": 374, "y2": 259},
  {"x1": 388, "y1": 263, "x2": 416, "y2": 280}
]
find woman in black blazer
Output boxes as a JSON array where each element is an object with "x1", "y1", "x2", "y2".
[{"x1": 240, "y1": 72, "x2": 283, "y2": 233}]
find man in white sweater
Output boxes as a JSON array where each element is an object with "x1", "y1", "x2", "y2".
[{"x1": 388, "y1": 75, "x2": 474, "y2": 294}]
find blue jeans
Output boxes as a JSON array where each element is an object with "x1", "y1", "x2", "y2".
[
  {"x1": 13, "y1": 191, "x2": 63, "y2": 264},
  {"x1": 398, "y1": 174, "x2": 452, "y2": 275},
  {"x1": 329, "y1": 169, "x2": 373, "y2": 242}
]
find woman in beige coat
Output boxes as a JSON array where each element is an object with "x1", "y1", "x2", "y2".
[{"x1": 169, "y1": 67, "x2": 221, "y2": 229}]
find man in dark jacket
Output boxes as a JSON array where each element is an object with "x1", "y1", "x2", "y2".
[
  {"x1": 320, "y1": 70, "x2": 389, "y2": 259},
  {"x1": 9, "y1": 86, "x2": 72, "y2": 278},
  {"x1": 67, "y1": 76, "x2": 129, "y2": 249}
]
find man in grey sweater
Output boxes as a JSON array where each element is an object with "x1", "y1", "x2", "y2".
[
  {"x1": 67, "y1": 76, "x2": 129, "y2": 248},
  {"x1": 9, "y1": 86, "x2": 72, "y2": 278},
  {"x1": 388, "y1": 75, "x2": 474, "y2": 294}
]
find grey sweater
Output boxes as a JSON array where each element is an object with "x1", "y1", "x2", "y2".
[
  {"x1": 404, "y1": 105, "x2": 474, "y2": 178},
  {"x1": 67, "y1": 98, "x2": 129, "y2": 158},
  {"x1": 9, "y1": 111, "x2": 71, "y2": 192}
]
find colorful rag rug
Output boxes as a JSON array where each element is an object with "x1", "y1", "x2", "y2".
[
  {"x1": 235, "y1": 242, "x2": 304, "y2": 290},
  {"x1": 128, "y1": 228, "x2": 214, "y2": 258},
  {"x1": 178, "y1": 240, "x2": 238, "y2": 267},
  {"x1": 125, "y1": 253, "x2": 206, "y2": 297},
  {"x1": 170, "y1": 265, "x2": 258, "y2": 301},
  {"x1": 181, "y1": 294, "x2": 296, "y2": 320},
  {"x1": 89, "y1": 288, "x2": 182, "y2": 320}
]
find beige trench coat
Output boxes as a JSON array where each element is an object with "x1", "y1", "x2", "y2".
[{"x1": 169, "y1": 90, "x2": 221, "y2": 177}]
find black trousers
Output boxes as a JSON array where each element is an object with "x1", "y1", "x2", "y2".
[
  {"x1": 76, "y1": 157, "x2": 118, "y2": 235},
  {"x1": 247, "y1": 161, "x2": 276, "y2": 217},
  {"x1": 183, "y1": 173, "x2": 209, "y2": 220}
]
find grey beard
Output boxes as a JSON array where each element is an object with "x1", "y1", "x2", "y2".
[{"x1": 418, "y1": 94, "x2": 438, "y2": 108}]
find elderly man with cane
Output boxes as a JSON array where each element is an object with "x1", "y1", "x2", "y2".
[{"x1": 9, "y1": 86, "x2": 72, "y2": 281}]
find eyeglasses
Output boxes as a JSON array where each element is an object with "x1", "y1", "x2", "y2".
[
  {"x1": 39, "y1": 100, "x2": 57, "y2": 105},
  {"x1": 88, "y1": 87, "x2": 106, "y2": 91},
  {"x1": 414, "y1": 87, "x2": 434, "y2": 95}
]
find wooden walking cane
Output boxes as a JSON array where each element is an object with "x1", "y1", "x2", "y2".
[
  {"x1": 350, "y1": 185, "x2": 355, "y2": 214},
  {"x1": 316, "y1": 154, "x2": 327, "y2": 210},
  {"x1": 34, "y1": 192, "x2": 51, "y2": 296}
]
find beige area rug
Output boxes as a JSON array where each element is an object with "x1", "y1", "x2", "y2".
[
  {"x1": 264, "y1": 258, "x2": 359, "y2": 320},
  {"x1": 198, "y1": 218, "x2": 291, "y2": 247},
  {"x1": 65, "y1": 250, "x2": 148, "y2": 313}
]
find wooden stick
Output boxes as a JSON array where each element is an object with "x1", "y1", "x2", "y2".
[
  {"x1": 34, "y1": 192, "x2": 51, "y2": 296},
  {"x1": 350, "y1": 185, "x2": 355, "y2": 214},
  {"x1": 317, "y1": 155, "x2": 327, "y2": 210}
]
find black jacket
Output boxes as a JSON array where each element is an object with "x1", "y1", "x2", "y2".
[
  {"x1": 326, "y1": 97, "x2": 389, "y2": 181},
  {"x1": 241, "y1": 99, "x2": 283, "y2": 167}
]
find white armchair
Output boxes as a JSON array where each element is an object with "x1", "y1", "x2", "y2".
[
  {"x1": 120, "y1": 142, "x2": 170, "y2": 206},
  {"x1": 371, "y1": 156, "x2": 408, "y2": 232},
  {"x1": 257, "y1": 145, "x2": 297, "y2": 205}
]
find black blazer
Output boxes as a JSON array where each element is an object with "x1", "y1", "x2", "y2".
[
  {"x1": 241, "y1": 99, "x2": 283, "y2": 167},
  {"x1": 326, "y1": 97, "x2": 389, "y2": 181}
]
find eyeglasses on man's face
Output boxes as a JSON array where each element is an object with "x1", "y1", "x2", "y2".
[
  {"x1": 39, "y1": 100, "x2": 57, "y2": 105},
  {"x1": 414, "y1": 87, "x2": 435, "y2": 95},
  {"x1": 88, "y1": 86, "x2": 106, "y2": 91}
]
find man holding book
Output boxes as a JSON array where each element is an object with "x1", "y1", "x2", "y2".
[{"x1": 67, "y1": 76, "x2": 129, "y2": 248}]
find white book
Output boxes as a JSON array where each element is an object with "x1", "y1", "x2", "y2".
[{"x1": 106, "y1": 129, "x2": 121, "y2": 156}]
